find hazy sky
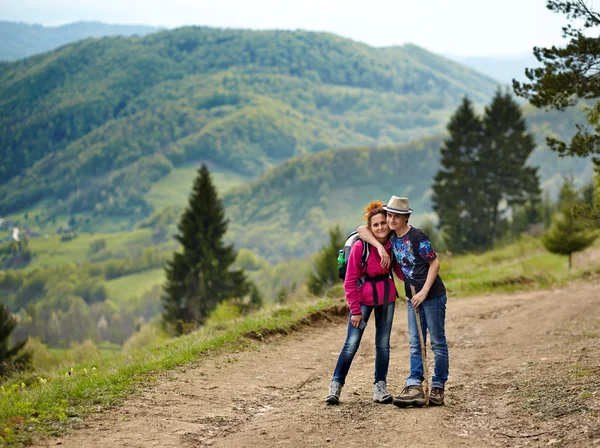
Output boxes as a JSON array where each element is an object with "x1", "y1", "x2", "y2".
[{"x1": 0, "y1": 0, "x2": 584, "y2": 56}]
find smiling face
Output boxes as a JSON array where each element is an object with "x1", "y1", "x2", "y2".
[
  {"x1": 369, "y1": 212, "x2": 390, "y2": 243},
  {"x1": 386, "y1": 212, "x2": 409, "y2": 232}
]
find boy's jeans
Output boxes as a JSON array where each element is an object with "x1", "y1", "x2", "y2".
[
  {"x1": 332, "y1": 302, "x2": 395, "y2": 385},
  {"x1": 406, "y1": 294, "x2": 449, "y2": 389}
]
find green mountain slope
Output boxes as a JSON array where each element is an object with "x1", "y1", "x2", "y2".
[
  {"x1": 223, "y1": 136, "x2": 444, "y2": 261},
  {"x1": 221, "y1": 103, "x2": 593, "y2": 262},
  {"x1": 0, "y1": 20, "x2": 160, "y2": 61},
  {"x1": 0, "y1": 26, "x2": 499, "y2": 224}
]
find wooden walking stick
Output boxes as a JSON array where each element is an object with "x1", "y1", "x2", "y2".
[{"x1": 410, "y1": 285, "x2": 429, "y2": 406}]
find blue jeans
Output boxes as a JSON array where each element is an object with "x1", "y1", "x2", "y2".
[
  {"x1": 332, "y1": 302, "x2": 395, "y2": 385},
  {"x1": 406, "y1": 294, "x2": 449, "y2": 389}
]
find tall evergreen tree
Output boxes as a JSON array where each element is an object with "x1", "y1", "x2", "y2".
[
  {"x1": 0, "y1": 303, "x2": 31, "y2": 377},
  {"x1": 433, "y1": 94, "x2": 540, "y2": 253},
  {"x1": 432, "y1": 97, "x2": 487, "y2": 253},
  {"x1": 162, "y1": 164, "x2": 256, "y2": 334},
  {"x1": 479, "y1": 89, "x2": 540, "y2": 247}
]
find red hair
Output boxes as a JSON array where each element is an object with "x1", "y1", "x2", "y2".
[{"x1": 364, "y1": 200, "x2": 386, "y2": 225}]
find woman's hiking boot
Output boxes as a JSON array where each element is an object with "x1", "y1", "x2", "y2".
[
  {"x1": 325, "y1": 381, "x2": 342, "y2": 405},
  {"x1": 372, "y1": 381, "x2": 393, "y2": 403},
  {"x1": 429, "y1": 387, "x2": 445, "y2": 406},
  {"x1": 392, "y1": 385, "x2": 426, "y2": 407}
]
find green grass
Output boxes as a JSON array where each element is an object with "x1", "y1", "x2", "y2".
[
  {"x1": 0, "y1": 297, "x2": 341, "y2": 445},
  {"x1": 105, "y1": 268, "x2": 165, "y2": 303},
  {"x1": 145, "y1": 164, "x2": 250, "y2": 209},
  {"x1": 1, "y1": 200, "x2": 52, "y2": 228},
  {"x1": 442, "y1": 235, "x2": 600, "y2": 297},
  {"x1": 24, "y1": 229, "x2": 157, "y2": 271},
  {"x1": 48, "y1": 343, "x2": 122, "y2": 363},
  {"x1": 2, "y1": 201, "x2": 141, "y2": 236}
]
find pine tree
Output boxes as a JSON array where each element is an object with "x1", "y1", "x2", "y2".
[
  {"x1": 307, "y1": 226, "x2": 344, "y2": 296},
  {"x1": 432, "y1": 97, "x2": 486, "y2": 253},
  {"x1": 542, "y1": 179, "x2": 598, "y2": 269},
  {"x1": 432, "y1": 94, "x2": 541, "y2": 253},
  {"x1": 162, "y1": 164, "x2": 257, "y2": 334},
  {"x1": 0, "y1": 303, "x2": 32, "y2": 377},
  {"x1": 573, "y1": 175, "x2": 600, "y2": 229},
  {"x1": 513, "y1": 1, "x2": 600, "y2": 171},
  {"x1": 479, "y1": 89, "x2": 540, "y2": 246}
]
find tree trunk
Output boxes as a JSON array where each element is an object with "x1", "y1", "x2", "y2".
[{"x1": 568, "y1": 253, "x2": 572, "y2": 270}]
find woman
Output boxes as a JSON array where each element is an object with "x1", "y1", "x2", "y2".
[{"x1": 326, "y1": 200, "x2": 404, "y2": 405}]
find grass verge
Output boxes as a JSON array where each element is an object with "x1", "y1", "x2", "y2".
[
  {"x1": 0, "y1": 297, "x2": 346, "y2": 446},
  {"x1": 442, "y1": 235, "x2": 600, "y2": 297}
]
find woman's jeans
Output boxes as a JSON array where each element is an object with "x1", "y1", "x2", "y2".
[
  {"x1": 332, "y1": 302, "x2": 395, "y2": 385},
  {"x1": 406, "y1": 294, "x2": 449, "y2": 389}
]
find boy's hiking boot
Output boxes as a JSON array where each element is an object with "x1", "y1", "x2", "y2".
[
  {"x1": 392, "y1": 385, "x2": 426, "y2": 407},
  {"x1": 429, "y1": 387, "x2": 445, "y2": 406},
  {"x1": 325, "y1": 381, "x2": 343, "y2": 405},
  {"x1": 372, "y1": 381, "x2": 393, "y2": 404}
]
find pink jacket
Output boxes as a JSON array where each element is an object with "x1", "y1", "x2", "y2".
[{"x1": 344, "y1": 239, "x2": 404, "y2": 315}]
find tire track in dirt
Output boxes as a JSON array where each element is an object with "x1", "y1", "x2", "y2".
[{"x1": 34, "y1": 280, "x2": 600, "y2": 448}]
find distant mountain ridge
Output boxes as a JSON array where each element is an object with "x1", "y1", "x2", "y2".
[
  {"x1": 451, "y1": 53, "x2": 541, "y2": 84},
  {"x1": 0, "y1": 26, "x2": 500, "y2": 225},
  {"x1": 0, "y1": 20, "x2": 541, "y2": 84},
  {"x1": 0, "y1": 21, "x2": 161, "y2": 61}
]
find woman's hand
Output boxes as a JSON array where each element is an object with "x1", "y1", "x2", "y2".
[
  {"x1": 377, "y1": 245, "x2": 391, "y2": 269},
  {"x1": 350, "y1": 314, "x2": 362, "y2": 328}
]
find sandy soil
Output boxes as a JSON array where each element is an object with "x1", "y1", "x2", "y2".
[{"x1": 34, "y1": 279, "x2": 600, "y2": 448}]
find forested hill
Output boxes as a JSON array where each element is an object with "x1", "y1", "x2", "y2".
[
  {"x1": 223, "y1": 136, "x2": 444, "y2": 260},
  {"x1": 219, "y1": 102, "x2": 592, "y2": 262},
  {"x1": 0, "y1": 21, "x2": 161, "y2": 61},
  {"x1": 0, "y1": 26, "x2": 499, "y2": 225}
]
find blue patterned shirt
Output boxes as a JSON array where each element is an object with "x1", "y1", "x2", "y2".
[{"x1": 390, "y1": 227, "x2": 446, "y2": 299}]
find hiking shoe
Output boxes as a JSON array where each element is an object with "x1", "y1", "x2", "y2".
[
  {"x1": 373, "y1": 381, "x2": 393, "y2": 404},
  {"x1": 392, "y1": 385, "x2": 426, "y2": 407},
  {"x1": 429, "y1": 387, "x2": 444, "y2": 406},
  {"x1": 325, "y1": 380, "x2": 343, "y2": 405}
]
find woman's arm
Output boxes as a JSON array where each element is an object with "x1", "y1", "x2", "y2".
[
  {"x1": 357, "y1": 225, "x2": 391, "y2": 268},
  {"x1": 344, "y1": 241, "x2": 365, "y2": 326}
]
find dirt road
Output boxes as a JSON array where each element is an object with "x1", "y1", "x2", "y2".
[{"x1": 35, "y1": 280, "x2": 600, "y2": 448}]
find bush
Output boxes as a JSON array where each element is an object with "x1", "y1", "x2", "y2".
[
  {"x1": 207, "y1": 300, "x2": 242, "y2": 326},
  {"x1": 64, "y1": 339, "x2": 101, "y2": 364},
  {"x1": 236, "y1": 248, "x2": 269, "y2": 271},
  {"x1": 23, "y1": 337, "x2": 58, "y2": 371},
  {"x1": 122, "y1": 324, "x2": 168, "y2": 354},
  {"x1": 324, "y1": 283, "x2": 345, "y2": 299},
  {"x1": 89, "y1": 238, "x2": 106, "y2": 254},
  {"x1": 60, "y1": 233, "x2": 78, "y2": 242}
]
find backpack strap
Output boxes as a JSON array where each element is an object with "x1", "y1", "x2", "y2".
[
  {"x1": 361, "y1": 239, "x2": 370, "y2": 269},
  {"x1": 389, "y1": 265, "x2": 399, "y2": 299}
]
